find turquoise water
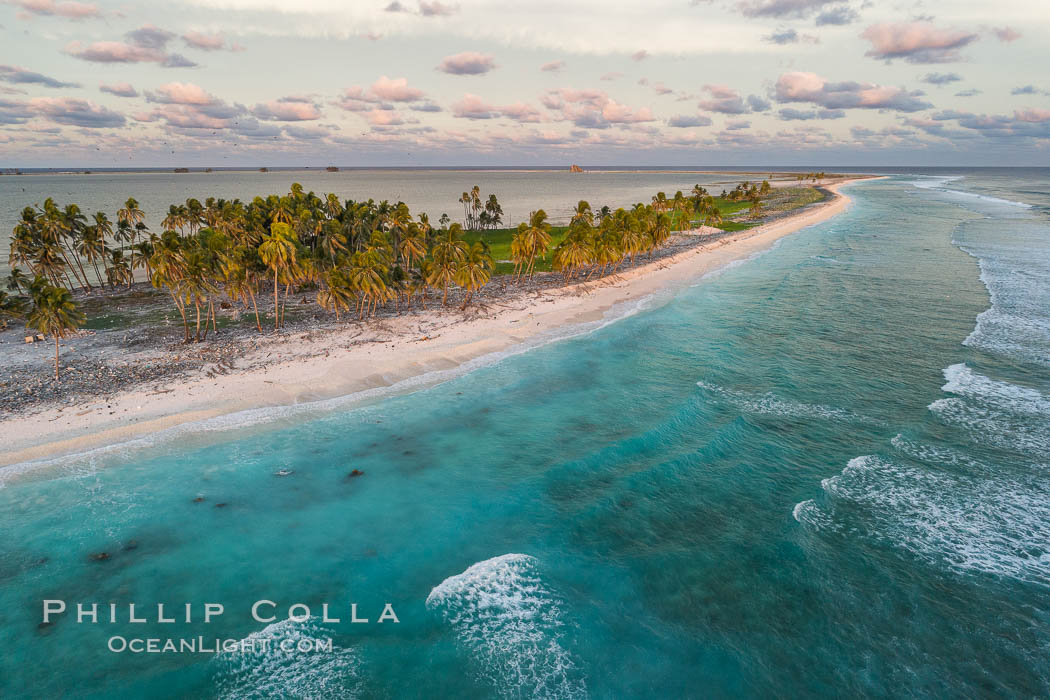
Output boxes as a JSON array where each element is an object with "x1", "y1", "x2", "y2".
[{"x1": 2, "y1": 174, "x2": 1050, "y2": 697}]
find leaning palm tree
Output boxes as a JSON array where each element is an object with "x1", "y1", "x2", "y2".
[
  {"x1": 522, "y1": 210, "x2": 553, "y2": 278},
  {"x1": 26, "y1": 278, "x2": 85, "y2": 380}
]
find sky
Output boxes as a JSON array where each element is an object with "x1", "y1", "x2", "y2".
[{"x1": 0, "y1": 0, "x2": 1048, "y2": 167}]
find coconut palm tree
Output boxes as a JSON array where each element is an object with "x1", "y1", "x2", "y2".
[
  {"x1": 522, "y1": 210, "x2": 552, "y2": 278},
  {"x1": 26, "y1": 278, "x2": 85, "y2": 380},
  {"x1": 455, "y1": 242, "x2": 494, "y2": 310},
  {"x1": 258, "y1": 222, "x2": 300, "y2": 330}
]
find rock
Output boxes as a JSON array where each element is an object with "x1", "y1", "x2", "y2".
[
  {"x1": 347, "y1": 469, "x2": 364, "y2": 478},
  {"x1": 90, "y1": 552, "x2": 110, "y2": 561}
]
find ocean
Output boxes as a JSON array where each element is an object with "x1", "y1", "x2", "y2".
[{"x1": 1, "y1": 170, "x2": 1048, "y2": 697}]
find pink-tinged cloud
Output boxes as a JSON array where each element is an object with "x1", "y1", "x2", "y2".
[
  {"x1": 498, "y1": 102, "x2": 542, "y2": 123},
  {"x1": 698, "y1": 85, "x2": 749, "y2": 114},
  {"x1": 253, "y1": 98, "x2": 322, "y2": 121},
  {"x1": 370, "y1": 76, "x2": 423, "y2": 102},
  {"x1": 65, "y1": 40, "x2": 197, "y2": 67},
  {"x1": 452, "y1": 94, "x2": 495, "y2": 119},
  {"x1": 631, "y1": 50, "x2": 648, "y2": 61},
  {"x1": 992, "y1": 26, "x2": 1021, "y2": 42},
  {"x1": 1015, "y1": 108, "x2": 1050, "y2": 123},
  {"x1": 147, "y1": 82, "x2": 215, "y2": 106},
  {"x1": 419, "y1": 1, "x2": 457, "y2": 16},
  {"x1": 451, "y1": 94, "x2": 543, "y2": 122},
  {"x1": 99, "y1": 82, "x2": 137, "y2": 97},
  {"x1": 182, "y1": 31, "x2": 226, "y2": 51},
  {"x1": 543, "y1": 88, "x2": 654, "y2": 129},
  {"x1": 367, "y1": 109, "x2": 405, "y2": 126},
  {"x1": 13, "y1": 0, "x2": 100, "y2": 19},
  {"x1": 861, "y1": 22, "x2": 979, "y2": 63},
  {"x1": 437, "y1": 52, "x2": 495, "y2": 75},
  {"x1": 775, "y1": 71, "x2": 931, "y2": 112},
  {"x1": 540, "y1": 60, "x2": 565, "y2": 73}
]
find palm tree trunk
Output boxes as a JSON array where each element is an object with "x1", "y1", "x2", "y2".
[
  {"x1": 53, "y1": 333, "x2": 60, "y2": 380},
  {"x1": 248, "y1": 289, "x2": 262, "y2": 332},
  {"x1": 194, "y1": 300, "x2": 202, "y2": 342},
  {"x1": 273, "y1": 269, "x2": 279, "y2": 331}
]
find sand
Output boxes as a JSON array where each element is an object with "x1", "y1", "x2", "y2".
[{"x1": 0, "y1": 179, "x2": 865, "y2": 470}]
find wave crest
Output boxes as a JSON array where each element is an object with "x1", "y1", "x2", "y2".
[{"x1": 426, "y1": 554, "x2": 586, "y2": 699}]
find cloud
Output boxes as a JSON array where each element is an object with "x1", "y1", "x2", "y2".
[
  {"x1": 667, "y1": 114, "x2": 712, "y2": 127},
  {"x1": 28, "y1": 97, "x2": 125, "y2": 128},
  {"x1": 64, "y1": 24, "x2": 199, "y2": 67},
  {"x1": 600, "y1": 72, "x2": 623, "y2": 81},
  {"x1": 775, "y1": 71, "x2": 931, "y2": 112},
  {"x1": 252, "y1": 97, "x2": 322, "y2": 121},
  {"x1": 147, "y1": 82, "x2": 216, "y2": 106},
  {"x1": 1015, "y1": 108, "x2": 1050, "y2": 123},
  {"x1": 815, "y1": 5, "x2": 857, "y2": 25},
  {"x1": 0, "y1": 98, "x2": 35, "y2": 124},
  {"x1": 367, "y1": 109, "x2": 405, "y2": 126},
  {"x1": 335, "y1": 78, "x2": 432, "y2": 120},
  {"x1": 182, "y1": 31, "x2": 228, "y2": 51},
  {"x1": 698, "y1": 84, "x2": 749, "y2": 114},
  {"x1": 861, "y1": 22, "x2": 979, "y2": 63},
  {"x1": 0, "y1": 64, "x2": 79, "y2": 88},
  {"x1": 11, "y1": 0, "x2": 100, "y2": 19},
  {"x1": 763, "y1": 28, "x2": 819, "y2": 44},
  {"x1": 631, "y1": 50, "x2": 649, "y2": 61},
  {"x1": 126, "y1": 24, "x2": 174, "y2": 50},
  {"x1": 954, "y1": 88, "x2": 981, "y2": 97},
  {"x1": 1011, "y1": 85, "x2": 1049, "y2": 96},
  {"x1": 437, "y1": 52, "x2": 495, "y2": 75},
  {"x1": 542, "y1": 88, "x2": 654, "y2": 129},
  {"x1": 370, "y1": 75, "x2": 424, "y2": 101},
  {"x1": 451, "y1": 94, "x2": 496, "y2": 119},
  {"x1": 384, "y1": 1, "x2": 407, "y2": 11},
  {"x1": 99, "y1": 82, "x2": 137, "y2": 97},
  {"x1": 452, "y1": 93, "x2": 542, "y2": 122},
  {"x1": 778, "y1": 107, "x2": 844, "y2": 120},
  {"x1": 992, "y1": 26, "x2": 1021, "y2": 42},
  {"x1": 747, "y1": 94, "x2": 771, "y2": 111},
  {"x1": 540, "y1": 60, "x2": 565, "y2": 73},
  {"x1": 419, "y1": 1, "x2": 457, "y2": 16},
  {"x1": 929, "y1": 108, "x2": 1050, "y2": 141},
  {"x1": 725, "y1": 118, "x2": 750, "y2": 130},
  {"x1": 737, "y1": 0, "x2": 837, "y2": 19},
  {"x1": 921, "y1": 72, "x2": 961, "y2": 85}
]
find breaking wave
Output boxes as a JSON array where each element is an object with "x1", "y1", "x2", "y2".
[
  {"x1": 426, "y1": 554, "x2": 586, "y2": 698},
  {"x1": 213, "y1": 617, "x2": 361, "y2": 699}
]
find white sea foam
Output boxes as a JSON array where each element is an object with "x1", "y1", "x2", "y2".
[
  {"x1": 426, "y1": 554, "x2": 586, "y2": 699},
  {"x1": 695, "y1": 381, "x2": 873, "y2": 424},
  {"x1": 910, "y1": 176, "x2": 1033, "y2": 209},
  {"x1": 0, "y1": 292, "x2": 659, "y2": 485},
  {"x1": 929, "y1": 398, "x2": 1049, "y2": 457},
  {"x1": 889, "y1": 434, "x2": 985, "y2": 472},
  {"x1": 214, "y1": 617, "x2": 360, "y2": 699},
  {"x1": 941, "y1": 364, "x2": 1050, "y2": 415},
  {"x1": 804, "y1": 455, "x2": 1050, "y2": 586}
]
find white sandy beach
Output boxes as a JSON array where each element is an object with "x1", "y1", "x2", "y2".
[{"x1": 0, "y1": 179, "x2": 863, "y2": 469}]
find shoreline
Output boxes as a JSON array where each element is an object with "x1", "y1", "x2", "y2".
[{"x1": 0, "y1": 178, "x2": 867, "y2": 472}]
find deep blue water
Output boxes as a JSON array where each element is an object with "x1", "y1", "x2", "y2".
[{"x1": 1, "y1": 172, "x2": 1049, "y2": 698}]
